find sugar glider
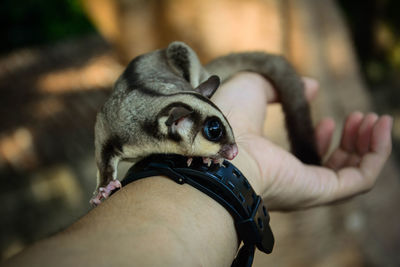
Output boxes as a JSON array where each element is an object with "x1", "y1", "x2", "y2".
[{"x1": 90, "y1": 41, "x2": 320, "y2": 205}]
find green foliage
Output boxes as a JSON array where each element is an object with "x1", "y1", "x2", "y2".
[
  {"x1": 338, "y1": 0, "x2": 400, "y2": 84},
  {"x1": 1, "y1": 0, "x2": 95, "y2": 52},
  {"x1": 338, "y1": 0, "x2": 400, "y2": 119}
]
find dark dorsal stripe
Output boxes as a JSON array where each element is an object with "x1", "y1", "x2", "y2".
[
  {"x1": 120, "y1": 54, "x2": 145, "y2": 92},
  {"x1": 121, "y1": 53, "x2": 190, "y2": 96},
  {"x1": 120, "y1": 54, "x2": 174, "y2": 96},
  {"x1": 167, "y1": 45, "x2": 191, "y2": 82}
]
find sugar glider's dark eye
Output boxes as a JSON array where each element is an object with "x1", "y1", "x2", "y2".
[{"x1": 203, "y1": 118, "x2": 223, "y2": 141}]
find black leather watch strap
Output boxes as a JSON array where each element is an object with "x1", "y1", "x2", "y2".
[{"x1": 113, "y1": 154, "x2": 274, "y2": 267}]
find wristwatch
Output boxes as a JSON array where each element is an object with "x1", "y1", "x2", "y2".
[{"x1": 113, "y1": 154, "x2": 274, "y2": 267}]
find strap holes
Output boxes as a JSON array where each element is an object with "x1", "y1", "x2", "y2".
[
  {"x1": 243, "y1": 179, "x2": 250, "y2": 189},
  {"x1": 238, "y1": 193, "x2": 245, "y2": 203}
]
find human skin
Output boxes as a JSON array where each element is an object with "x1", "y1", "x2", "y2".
[{"x1": 1, "y1": 73, "x2": 393, "y2": 267}]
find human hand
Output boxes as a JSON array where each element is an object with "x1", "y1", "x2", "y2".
[{"x1": 212, "y1": 72, "x2": 393, "y2": 211}]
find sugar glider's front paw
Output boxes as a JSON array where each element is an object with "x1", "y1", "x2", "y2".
[
  {"x1": 202, "y1": 157, "x2": 212, "y2": 167},
  {"x1": 90, "y1": 180, "x2": 122, "y2": 206}
]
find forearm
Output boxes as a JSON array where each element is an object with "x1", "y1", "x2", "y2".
[{"x1": 3, "y1": 176, "x2": 240, "y2": 267}]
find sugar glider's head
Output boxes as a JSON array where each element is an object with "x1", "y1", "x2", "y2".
[{"x1": 157, "y1": 75, "x2": 238, "y2": 160}]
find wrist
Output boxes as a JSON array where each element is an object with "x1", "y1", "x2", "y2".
[{"x1": 113, "y1": 153, "x2": 275, "y2": 265}]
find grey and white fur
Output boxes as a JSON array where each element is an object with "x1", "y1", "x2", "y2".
[{"x1": 91, "y1": 41, "x2": 320, "y2": 205}]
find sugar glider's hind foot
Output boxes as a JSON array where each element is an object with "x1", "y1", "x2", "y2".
[{"x1": 90, "y1": 180, "x2": 122, "y2": 206}]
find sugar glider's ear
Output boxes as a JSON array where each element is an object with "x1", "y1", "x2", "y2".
[
  {"x1": 165, "y1": 106, "x2": 193, "y2": 126},
  {"x1": 165, "y1": 106, "x2": 194, "y2": 139},
  {"x1": 194, "y1": 75, "x2": 220, "y2": 98},
  {"x1": 166, "y1": 41, "x2": 205, "y2": 87}
]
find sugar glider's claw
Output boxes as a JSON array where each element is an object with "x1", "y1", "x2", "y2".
[
  {"x1": 187, "y1": 157, "x2": 193, "y2": 167},
  {"x1": 106, "y1": 180, "x2": 122, "y2": 191},
  {"x1": 202, "y1": 157, "x2": 212, "y2": 167},
  {"x1": 89, "y1": 180, "x2": 122, "y2": 206},
  {"x1": 213, "y1": 158, "x2": 224, "y2": 167},
  {"x1": 89, "y1": 197, "x2": 101, "y2": 206}
]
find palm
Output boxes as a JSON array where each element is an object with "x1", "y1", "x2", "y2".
[{"x1": 212, "y1": 73, "x2": 392, "y2": 211}]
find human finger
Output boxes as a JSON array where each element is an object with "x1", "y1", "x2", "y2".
[
  {"x1": 325, "y1": 112, "x2": 363, "y2": 170},
  {"x1": 302, "y1": 77, "x2": 319, "y2": 102},
  {"x1": 357, "y1": 115, "x2": 392, "y2": 186},
  {"x1": 315, "y1": 117, "x2": 335, "y2": 157},
  {"x1": 370, "y1": 115, "x2": 393, "y2": 155},
  {"x1": 340, "y1": 111, "x2": 364, "y2": 152},
  {"x1": 342, "y1": 113, "x2": 378, "y2": 167},
  {"x1": 356, "y1": 113, "x2": 378, "y2": 155},
  {"x1": 325, "y1": 148, "x2": 349, "y2": 170},
  {"x1": 329, "y1": 115, "x2": 392, "y2": 200}
]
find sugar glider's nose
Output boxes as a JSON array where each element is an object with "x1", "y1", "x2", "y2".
[{"x1": 219, "y1": 144, "x2": 238, "y2": 160}]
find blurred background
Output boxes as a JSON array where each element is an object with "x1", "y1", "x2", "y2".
[{"x1": 0, "y1": 0, "x2": 399, "y2": 266}]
